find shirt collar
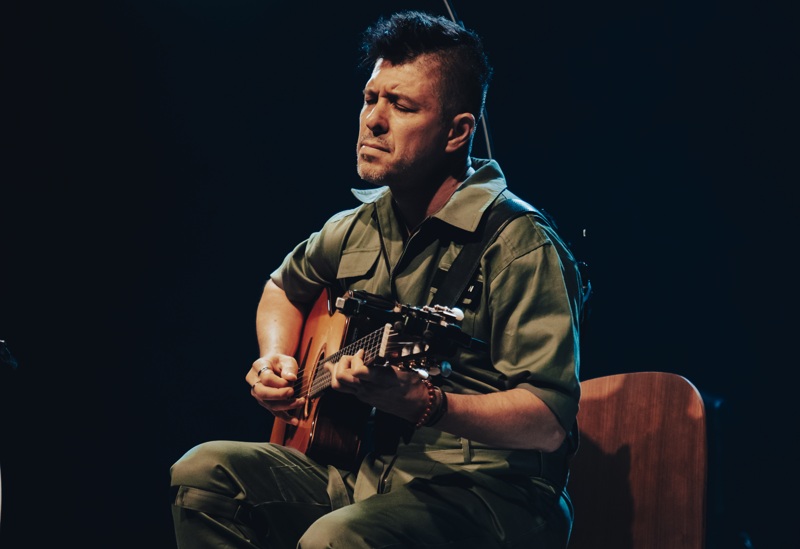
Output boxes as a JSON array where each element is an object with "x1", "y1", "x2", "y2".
[{"x1": 350, "y1": 158, "x2": 507, "y2": 234}]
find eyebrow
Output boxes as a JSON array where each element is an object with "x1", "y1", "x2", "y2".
[{"x1": 363, "y1": 86, "x2": 421, "y2": 108}]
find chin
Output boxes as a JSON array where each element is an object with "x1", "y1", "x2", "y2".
[{"x1": 357, "y1": 163, "x2": 386, "y2": 185}]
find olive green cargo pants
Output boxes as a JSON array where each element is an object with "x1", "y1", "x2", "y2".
[{"x1": 170, "y1": 439, "x2": 572, "y2": 548}]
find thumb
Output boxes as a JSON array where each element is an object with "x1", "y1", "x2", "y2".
[{"x1": 277, "y1": 356, "x2": 298, "y2": 381}]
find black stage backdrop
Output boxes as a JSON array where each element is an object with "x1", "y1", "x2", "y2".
[{"x1": 1, "y1": 1, "x2": 796, "y2": 547}]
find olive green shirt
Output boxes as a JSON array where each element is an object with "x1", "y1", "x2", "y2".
[{"x1": 271, "y1": 158, "x2": 582, "y2": 483}]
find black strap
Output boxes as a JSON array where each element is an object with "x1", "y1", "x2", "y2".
[{"x1": 433, "y1": 197, "x2": 536, "y2": 308}]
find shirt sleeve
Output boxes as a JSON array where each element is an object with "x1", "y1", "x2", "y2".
[
  {"x1": 483, "y1": 214, "x2": 582, "y2": 432},
  {"x1": 269, "y1": 207, "x2": 362, "y2": 306}
]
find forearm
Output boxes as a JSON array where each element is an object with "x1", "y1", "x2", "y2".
[
  {"x1": 434, "y1": 388, "x2": 566, "y2": 452},
  {"x1": 256, "y1": 279, "x2": 305, "y2": 357}
]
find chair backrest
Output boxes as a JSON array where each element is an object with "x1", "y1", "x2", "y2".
[{"x1": 567, "y1": 371, "x2": 707, "y2": 549}]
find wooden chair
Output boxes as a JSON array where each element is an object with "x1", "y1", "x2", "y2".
[{"x1": 567, "y1": 372, "x2": 707, "y2": 549}]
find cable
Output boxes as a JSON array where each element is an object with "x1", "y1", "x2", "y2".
[{"x1": 441, "y1": 0, "x2": 493, "y2": 159}]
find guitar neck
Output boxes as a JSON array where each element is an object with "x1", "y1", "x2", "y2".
[{"x1": 307, "y1": 324, "x2": 389, "y2": 397}]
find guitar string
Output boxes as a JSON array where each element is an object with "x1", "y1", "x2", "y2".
[
  {"x1": 303, "y1": 329, "x2": 433, "y2": 397},
  {"x1": 305, "y1": 328, "x2": 385, "y2": 397},
  {"x1": 294, "y1": 326, "x2": 388, "y2": 398}
]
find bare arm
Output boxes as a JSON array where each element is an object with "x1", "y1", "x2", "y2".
[
  {"x1": 255, "y1": 279, "x2": 305, "y2": 358},
  {"x1": 247, "y1": 279, "x2": 307, "y2": 424},
  {"x1": 436, "y1": 388, "x2": 566, "y2": 451},
  {"x1": 253, "y1": 280, "x2": 566, "y2": 451},
  {"x1": 330, "y1": 353, "x2": 566, "y2": 452}
]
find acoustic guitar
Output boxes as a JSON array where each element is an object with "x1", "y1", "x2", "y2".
[{"x1": 269, "y1": 288, "x2": 466, "y2": 471}]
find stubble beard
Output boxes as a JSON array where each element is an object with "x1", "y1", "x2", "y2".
[
  {"x1": 356, "y1": 156, "x2": 384, "y2": 185},
  {"x1": 357, "y1": 152, "x2": 409, "y2": 187},
  {"x1": 357, "y1": 150, "x2": 440, "y2": 196}
]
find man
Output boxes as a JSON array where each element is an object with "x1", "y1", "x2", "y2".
[{"x1": 171, "y1": 10, "x2": 584, "y2": 548}]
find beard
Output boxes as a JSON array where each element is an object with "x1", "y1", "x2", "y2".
[
  {"x1": 356, "y1": 157, "x2": 387, "y2": 185},
  {"x1": 356, "y1": 147, "x2": 418, "y2": 188}
]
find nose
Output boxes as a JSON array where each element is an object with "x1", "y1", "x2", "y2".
[{"x1": 363, "y1": 101, "x2": 388, "y2": 136}]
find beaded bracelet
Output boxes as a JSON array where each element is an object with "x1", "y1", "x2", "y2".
[
  {"x1": 414, "y1": 379, "x2": 437, "y2": 429},
  {"x1": 414, "y1": 380, "x2": 450, "y2": 429},
  {"x1": 425, "y1": 386, "x2": 448, "y2": 427}
]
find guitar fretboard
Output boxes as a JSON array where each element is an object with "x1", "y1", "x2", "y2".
[{"x1": 304, "y1": 325, "x2": 389, "y2": 398}]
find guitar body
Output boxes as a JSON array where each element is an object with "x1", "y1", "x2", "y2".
[{"x1": 269, "y1": 288, "x2": 374, "y2": 471}]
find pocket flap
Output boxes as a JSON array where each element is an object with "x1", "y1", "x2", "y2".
[{"x1": 337, "y1": 247, "x2": 380, "y2": 279}]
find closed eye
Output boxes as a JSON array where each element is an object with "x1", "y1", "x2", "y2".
[{"x1": 363, "y1": 93, "x2": 377, "y2": 106}]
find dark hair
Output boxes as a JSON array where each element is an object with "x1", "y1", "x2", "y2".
[{"x1": 359, "y1": 10, "x2": 493, "y2": 122}]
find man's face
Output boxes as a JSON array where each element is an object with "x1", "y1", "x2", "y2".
[{"x1": 356, "y1": 56, "x2": 450, "y2": 188}]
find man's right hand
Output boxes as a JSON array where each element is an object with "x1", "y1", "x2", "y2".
[{"x1": 247, "y1": 354, "x2": 305, "y2": 425}]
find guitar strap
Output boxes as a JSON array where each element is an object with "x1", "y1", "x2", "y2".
[
  {"x1": 376, "y1": 197, "x2": 584, "y2": 454},
  {"x1": 431, "y1": 196, "x2": 538, "y2": 309},
  {"x1": 432, "y1": 195, "x2": 588, "y2": 327}
]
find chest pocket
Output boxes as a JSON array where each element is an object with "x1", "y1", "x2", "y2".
[{"x1": 337, "y1": 246, "x2": 381, "y2": 289}]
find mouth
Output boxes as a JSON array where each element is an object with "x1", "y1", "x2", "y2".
[{"x1": 359, "y1": 141, "x2": 389, "y2": 153}]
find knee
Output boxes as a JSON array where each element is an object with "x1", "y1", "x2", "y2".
[
  {"x1": 170, "y1": 440, "x2": 242, "y2": 489},
  {"x1": 298, "y1": 510, "x2": 371, "y2": 549}
]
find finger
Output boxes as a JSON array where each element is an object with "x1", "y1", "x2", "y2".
[
  {"x1": 349, "y1": 349, "x2": 371, "y2": 378},
  {"x1": 251, "y1": 358, "x2": 264, "y2": 374},
  {"x1": 248, "y1": 359, "x2": 266, "y2": 387},
  {"x1": 329, "y1": 355, "x2": 363, "y2": 392},
  {"x1": 252, "y1": 382, "x2": 298, "y2": 401},
  {"x1": 271, "y1": 355, "x2": 299, "y2": 382},
  {"x1": 270, "y1": 408, "x2": 302, "y2": 426},
  {"x1": 279, "y1": 359, "x2": 298, "y2": 382},
  {"x1": 338, "y1": 355, "x2": 359, "y2": 380},
  {"x1": 256, "y1": 394, "x2": 306, "y2": 423},
  {"x1": 251, "y1": 359, "x2": 296, "y2": 389},
  {"x1": 334, "y1": 350, "x2": 363, "y2": 370},
  {"x1": 255, "y1": 394, "x2": 306, "y2": 412}
]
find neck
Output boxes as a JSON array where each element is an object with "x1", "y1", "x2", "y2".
[{"x1": 393, "y1": 162, "x2": 475, "y2": 232}]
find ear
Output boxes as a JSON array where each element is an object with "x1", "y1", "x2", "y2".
[{"x1": 445, "y1": 112, "x2": 476, "y2": 153}]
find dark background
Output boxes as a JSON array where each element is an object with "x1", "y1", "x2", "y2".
[{"x1": 1, "y1": 0, "x2": 796, "y2": 547}]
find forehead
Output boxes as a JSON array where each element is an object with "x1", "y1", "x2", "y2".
[{"x1": 366, "y1": 55, "x2": 443, "y2": 98}]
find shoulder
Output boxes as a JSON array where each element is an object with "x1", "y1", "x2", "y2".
[
  {"x1": 315, "y1": 203, "x2": 374, "y2": 246},
  {"x1": 480, "y1": 191, "x2": 580, "y2": 282},
  {"x1": 489, "y1": 191, "x2": 555, "y2": 255}
]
